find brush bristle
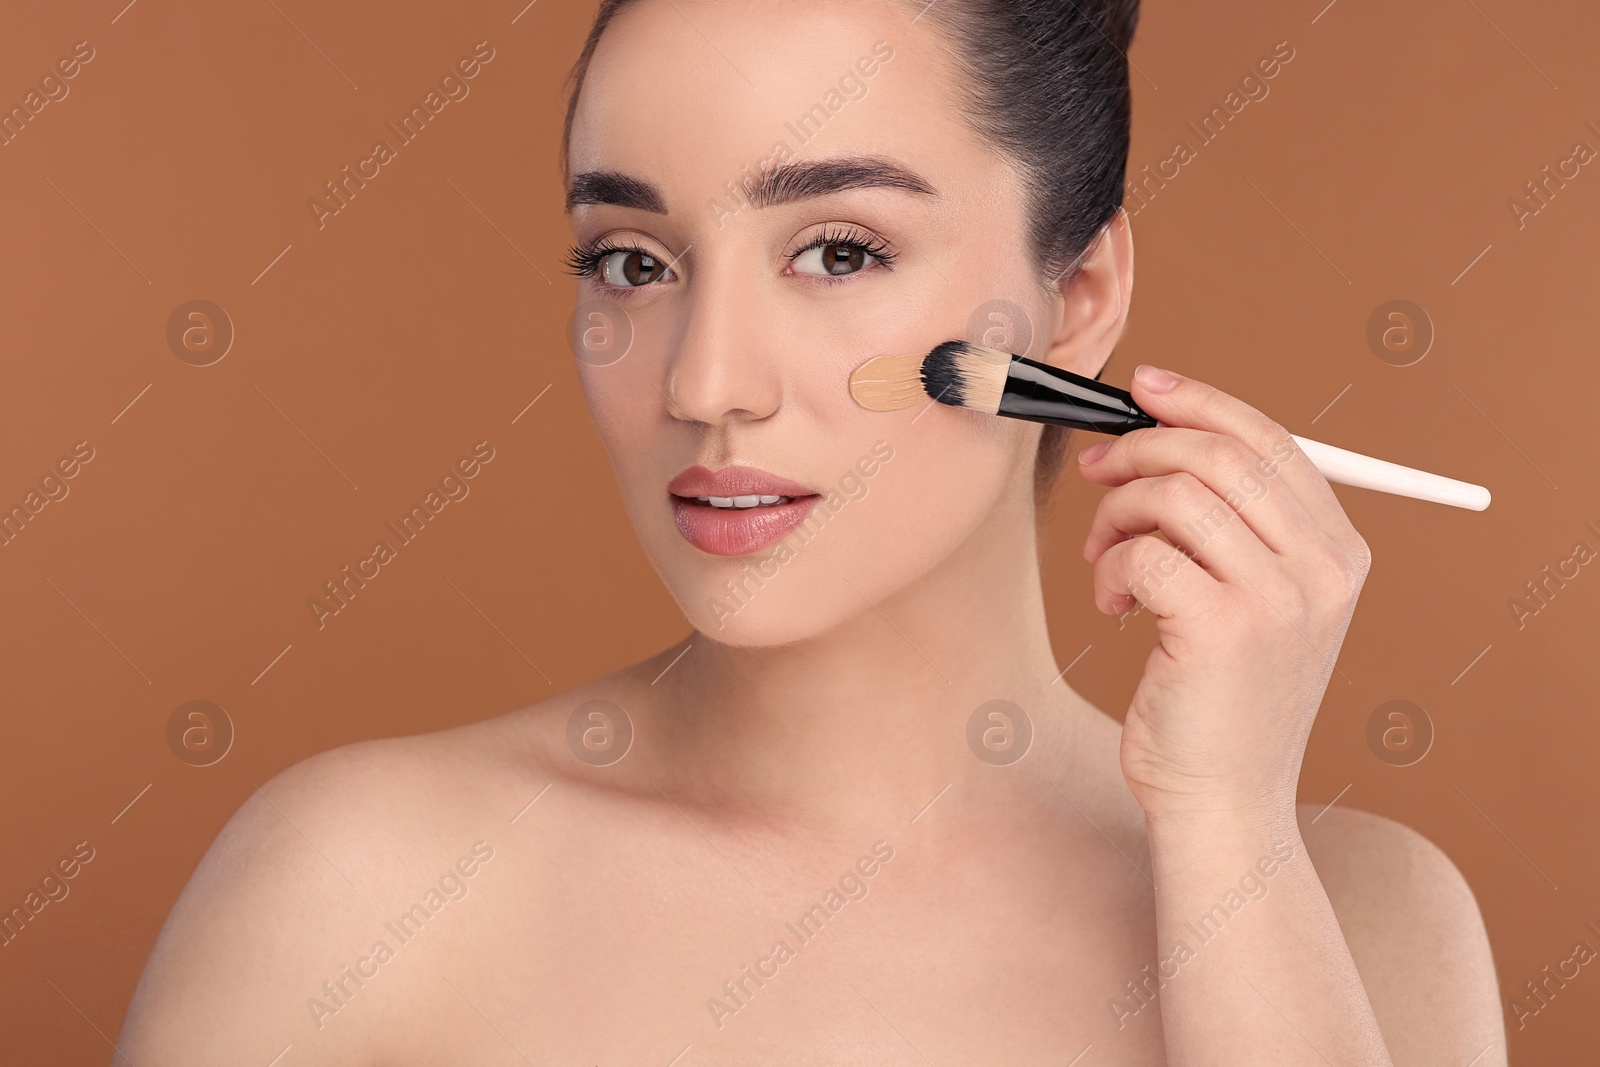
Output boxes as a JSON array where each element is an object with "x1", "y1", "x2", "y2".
[{"x1": 920, "y1": 340, "x2": 1010, "y2": 413}]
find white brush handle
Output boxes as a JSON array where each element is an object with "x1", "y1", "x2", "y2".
[{"x1": 1289, "y1": 434, "x2": 1491, "y2": 511}]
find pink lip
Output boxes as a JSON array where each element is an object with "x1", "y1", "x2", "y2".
[
  {"x1": 668, "y1": 464, "x2": 821, "y2": 556},
  {"x1": 668, "y1": 464, "x2": 817, "y2": 499}
]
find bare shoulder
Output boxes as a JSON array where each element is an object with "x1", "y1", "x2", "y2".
[
  {"x1": 1296, "y1": 803, "x2": 1507, "y2": 1067},
  {"x1": 116, "y1": 672, "x2": 633, "y2": 1065}
]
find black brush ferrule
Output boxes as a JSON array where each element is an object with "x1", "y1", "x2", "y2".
[{"x1": 997, "y1": 354, "x2": 1158, "y2": 433}]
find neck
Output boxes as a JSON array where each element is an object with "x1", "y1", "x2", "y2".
[{"x1": 646, "y1": 491, "x2": 1099, "y2": 837}]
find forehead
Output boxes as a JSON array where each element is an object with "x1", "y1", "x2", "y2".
[{"x1": 566, "y1": 0, "x2": 1000, "y2": 211}]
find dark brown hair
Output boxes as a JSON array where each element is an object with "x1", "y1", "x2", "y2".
[{"x1": 560, "y1": 0, "x2": 1138, "y2": 508}]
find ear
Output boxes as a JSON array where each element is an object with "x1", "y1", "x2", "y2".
[{"x1": 1040, "y1": 207, "x2": 1134, "y2": 381}]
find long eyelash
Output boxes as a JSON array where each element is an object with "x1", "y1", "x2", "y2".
[
  {"x1": 563, "y1": 240, "x2": 655, "y2": 279},
  {"x1": 563, "y1": 227, "x2": 897, "y2": 287},
  {"x1": 790, "y1": 225, "x2": 899, "y2": 269}
]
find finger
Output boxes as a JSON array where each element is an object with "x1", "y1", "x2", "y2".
[
  {"x1": 1093, "y1": 531, "x2": 1224, "y2": 619},
  {"x1": 1122, "y1": 365, "x2": 1365, "y2": 553},
  {"x1": 1079, "y1": 425, "x2": 1332, "y2": 559},
  {"x1": 1083, "y1": 472, "x2": 1277, "y2": 585}
]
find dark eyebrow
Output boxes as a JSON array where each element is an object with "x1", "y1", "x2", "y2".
[
  {"x1": 565, "y1": 155, "x2": 940, "y2": 214},
  {"x1": 565, "y1": 171, "x2": 666, "y2": 214}
]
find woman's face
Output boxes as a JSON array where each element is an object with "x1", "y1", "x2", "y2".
[{"x1": 566, "y1": 0, "x2": 1061, "y2": 646}]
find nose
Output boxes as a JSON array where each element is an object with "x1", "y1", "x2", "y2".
[{"x1": 662, "y1": 262, "x2": 782, "y2": 428}]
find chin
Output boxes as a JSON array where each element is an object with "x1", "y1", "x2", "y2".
[
  {"x1": 656, "y1": 540, "x2": 877, "y2": 648},
  {"x1": 682, "y1": 596, "x2": 840, "y2": 649}
]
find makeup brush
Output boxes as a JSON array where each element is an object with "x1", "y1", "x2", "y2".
[{"x1": 848, "y1": 341, "x2": 1492, "y2": 511}]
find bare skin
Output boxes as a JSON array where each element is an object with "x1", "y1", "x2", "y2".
[
  {"x1": 118, "y1": 1, "x2": 1504, "y2": 1063},
  {"x1": 114, "y1": 673, "x2": 1500, "y2": 1066}
]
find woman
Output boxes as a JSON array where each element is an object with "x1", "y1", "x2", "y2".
[{"x1": 119, "y1": 0, "x2": 1505, "y2": 1063}]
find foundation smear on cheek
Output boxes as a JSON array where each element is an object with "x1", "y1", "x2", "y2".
[
  {"x1": 849, "y1": 351, "x2": 1021, "y2": 449},
  {"x1": 848, "y1": 355, "x2": 926, "y2": 411}
]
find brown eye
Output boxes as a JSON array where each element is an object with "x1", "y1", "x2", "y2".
[
  {"x1": 601, "y1": 250, "x2": 671, "y2": 288},
  {"x1": 791, "y1": 232, "x2": 893, "y2": 279},
  {"x1": 821, "y1": 243, "x2": 865, "y2": 275}
]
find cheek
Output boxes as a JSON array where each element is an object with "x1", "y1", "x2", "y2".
[
  {"x1": 574, "y1": 353, "x2": 683, "y2": 557},
  {"x1": 576, "y1": 350, "x2": 666, "y2": 477},
  {"x1": 844, "y1": 405, "x2": 1026, "y2": 554},
  {"x1": 578, "y1": 363, "x2": 639, "y2": 453}
]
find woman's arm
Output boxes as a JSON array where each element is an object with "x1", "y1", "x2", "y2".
[
  {"x1": 1142, "y1": 804, "x2": 1391, "y2": 1064},
  {"x1": 1142, "y1": 802, "x2": 1505, "y2": 1063},
  {"x1": 1301, "y1": 804, "x2": 1505, "y2": 1065},
  {"x1": 116, "y1": 745, "x2": 413, "y2": 1066},
  {"x1": 1077, "y1": 364, "x2": 1503, "y2": 1064}
]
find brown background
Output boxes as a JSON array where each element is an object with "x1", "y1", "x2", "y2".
[{"x1": 1, "y1": 0, "x2": 1596, "y2": 1061}]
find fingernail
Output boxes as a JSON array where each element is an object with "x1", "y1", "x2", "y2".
[
  {"x1": 1078, "y1": 440, "x2": 1111, "y2": 464},
  {"x1": 1135, "y1": 364, "x2": 1181, "y2": 393}
]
